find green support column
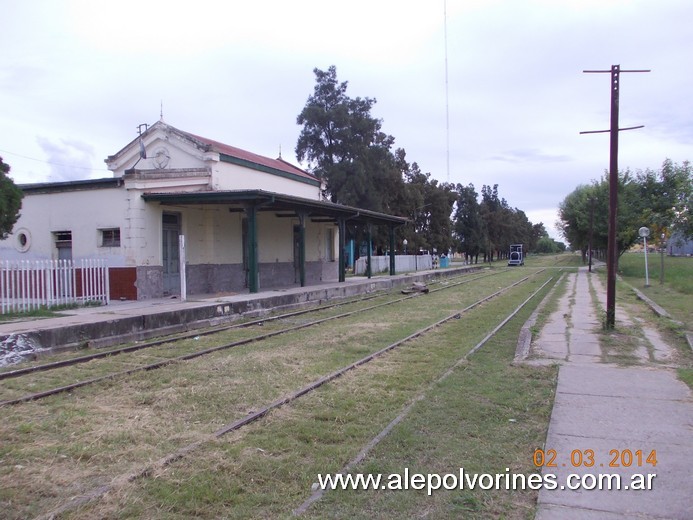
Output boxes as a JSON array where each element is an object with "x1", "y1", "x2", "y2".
[
  {"x1": 366, "y1": 224, "x2": 372, "y2": 279},
  {"x1": 298, "y1": 213, "x2": 306, "y2": 287},
  {"x1": 338, "y1": 218, "x2": 346, "y2": 283},
  {"x1": 389, "y1": 225, "x2": 396, "y2": 275},
  {"x1": 246, "y1": 205, "x2": 259, "y2": 293}
]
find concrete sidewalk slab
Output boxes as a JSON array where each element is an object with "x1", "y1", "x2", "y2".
[
  {"x1": 533, "y1": 267, "x2": 693, "y2": 520},
  {"x1": 536, "y1": 365, "x2": 692, "y2": 519}
]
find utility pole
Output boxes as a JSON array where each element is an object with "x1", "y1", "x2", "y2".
[
  {"x1": 588, "y1": 196, "x2": 594, "y2": 272},
  {"x1": 581, "y1": 65, "x2": 649, "y2": 329}
]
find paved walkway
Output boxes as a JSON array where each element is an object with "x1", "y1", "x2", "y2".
[
  {"x1": 531, "y1": 267, "x2": 693, "y2": 519},
  {"x1": 0, "y1": 276, "x2": 376, "y2": 338},
  {"x1": 1, "y1": 267, "x2": 471, "y2": 356},
  {"x1": 0, "y1": 267, "x2": 465, "y2": 337}
]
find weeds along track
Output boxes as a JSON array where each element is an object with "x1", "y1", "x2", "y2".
[
  {"x1": 0, "y1": 269, "x2": 512, "y2": 406},
  {"x1": 0, "y1": 269, "x2": 501, "y2": 381},
  {"x1": 1, "y1": 268, "x2": 558, "y2": 520}
]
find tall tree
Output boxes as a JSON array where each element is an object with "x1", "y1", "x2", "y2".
[
  {"x1": 422, "y1": 178, "x2": 456, "y2": 254},
  {"x1": 559, "y1": 169, "x2": 655, "y2": 260},
  {"x1": 453, "y1": 183, "x2": 484, "y2": 263},
  {"x1": 295, "y1": 66, "x2": 546, "y2": 258},
  {"x1": 635, "y1": 159, "x2": 692, "y2": 241},
  {"x1": 559, "y1": 184, "x2": 597, "y2": 258},
  {"x1": 479, "y1": 184, "x2": 504, "y2": 261},
  {"x1": 530, "y1": 222, "x2": 548, "y2": 252},
  {"x1": 295, "y1": 66, "x2": 404, "y2": 212},
  {"x1": 395, "y1": 149, "x2": 455, "y2": 254},
  {"x1": 0, "y1": 157, "x2": 23, "y2": 239}
]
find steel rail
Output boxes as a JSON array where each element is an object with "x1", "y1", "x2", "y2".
[
  {"x1": 0, "y1": 269, "x2": 521, "y2": 406},
  {"x1": 294, "y1": 274, "x2": 558, "y2": 515},
  {"x1": 0, "y1": 292, "x2": 386, "y2": 380},
  {"x1": 40, "y1": 270, "x2": 551, "y2": 520},
  {"x1": 0, "y1": 268, "x2": 498, "y2": 381}
]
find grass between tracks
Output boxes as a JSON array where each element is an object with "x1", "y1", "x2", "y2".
[
  {"x1": 0, "y1": 267, "x2": 559, "y2": 519},
  {"x1": 63, "y1": 272, "x2": 557, "y2": 519}
]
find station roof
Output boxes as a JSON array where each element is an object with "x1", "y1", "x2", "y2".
[
  {"x1": 19, "y1": 178, "x2": 123, "y2": 194},
  {"x1": 179, "y1": 129, "x2": 319, "y2": 185},
  {"x1": 142, "y1": 189, "x2": 409, "y2": 227}
]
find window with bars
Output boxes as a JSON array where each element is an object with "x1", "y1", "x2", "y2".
[{"x1": 100, "y1": 228, "x2": 121, "y2": 247}]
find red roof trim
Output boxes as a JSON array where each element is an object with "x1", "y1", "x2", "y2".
[{"x1": 181, "y1": 130, "x2": 317, "y2": 182}]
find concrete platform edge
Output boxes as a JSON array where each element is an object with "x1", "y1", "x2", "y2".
[{"x1": 2, "y1": 267, "x2": 478, "y2": 352}]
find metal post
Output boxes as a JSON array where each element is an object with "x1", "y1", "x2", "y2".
[
  {"x1": 338, "y1": 219, "x2": 346, "y2": 283},
  {"x1": 643, "y1": 236, "x2": 649, "y2": 287},
  {"x1": 179, "y1": 234, "x2": 187, "y2": 301},
  {"x1": 366, "y1": 224, "x2": 372, "y2": 279},
  {"x1": 605, "y1": 65, "x2": 620, "y2": 328},
  {"x1": 246, "y1": 205, "x2": 259, "y2": 293},
  {"x1": 588, "y1": 197, "x2": 594, "y2": 272},
  {"x1": 582, "y1": 65, "x2": 649, "y2": 329},
  {"x1": 389, "y1": 225, "x2": 396, "y2": 276},
  {"x1": 660, "y1": 233, "x2": 665, "y2": 285},
  {"x1": 298, "y1": 213, "x2": 306, "y2": 287},
  {"x1": 639, "y1": 226, "x2": 651, "y2": 288}
]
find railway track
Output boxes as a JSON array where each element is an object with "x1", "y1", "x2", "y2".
[
  {"x1": 0, "y1": 268, "x2": 512, "y2": 406},
  {"x1": 36, "y1": 268, "x2": 560, "y2": 519},
  {"x1": 2, "y1": 266, "x2": 563, "y2": 519},
  {"x1": 0, "y1": 268, "x2": 498, "y2": 381}
]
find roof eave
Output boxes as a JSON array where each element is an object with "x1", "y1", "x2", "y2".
[
  {"x1": 142, "y1": 189, "x2": 408, "y2": 226},
  {"x1": 219, "y1": 154, "x2": 320, "y2": 187}
]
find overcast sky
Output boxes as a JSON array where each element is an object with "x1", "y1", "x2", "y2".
[{"x1": 1, "y1": 0, "x2": 691, "y2": 239}]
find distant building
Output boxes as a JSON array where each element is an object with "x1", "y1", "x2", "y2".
[
  {"x1": 1, "y1": 121, "x2": 406, "y2": 299},
  {"x1": 668, "y1": 232, "x2": 693, "y2": 256}
]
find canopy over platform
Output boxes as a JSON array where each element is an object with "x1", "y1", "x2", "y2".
[
  {"x1": 143, "y1": 189, "x2": 409, "y2": 291},
  {"x1": 142, "y1": 189, "x2": 408, "y2": 226}
]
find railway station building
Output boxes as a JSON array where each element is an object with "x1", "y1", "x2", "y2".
[{"x1": 1, "y1": 121, "x2": 408, "y2": 300}]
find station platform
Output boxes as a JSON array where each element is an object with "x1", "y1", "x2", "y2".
[{"x1": 0, "y1": 265, "x2": 479, "y2": 353}]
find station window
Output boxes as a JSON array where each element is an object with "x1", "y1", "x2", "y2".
[
  {"x1": 15, "y1": 228, "x2": 31, "y2": 253},
  {"x1": 100, "y1": 228, "x2": 121, "y2": 247},
  {"x1": 53, "y1": 231, "x2": 73, "y2": 261},
  {"x1": 53, "y1": 230, "x2": 72, "y2": 246}
]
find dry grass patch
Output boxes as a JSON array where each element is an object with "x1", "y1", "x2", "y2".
[
  {"x1": 1, "y1": 268, "x2": 545, "y2": 518},
  {"x1": 63, "y1": 273, "x2": 556, "y2": 519}
]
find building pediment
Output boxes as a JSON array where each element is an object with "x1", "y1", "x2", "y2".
[
  {"x1": 105, "y1": 121, "x2": 219, "y2": 176},
  {"x1": 105, "y1": 120, "x2": 320, "y2": 191}
]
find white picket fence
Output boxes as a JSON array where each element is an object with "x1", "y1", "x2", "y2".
[
  {"x1": 354, "y1": 255, "x2": 433, "y2": 275},
  {"x1": 0, "y1": 259, "x2": 110, "y2": 314}
]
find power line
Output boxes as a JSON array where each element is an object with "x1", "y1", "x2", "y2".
[{"x1": 0, "y1": 148, "x2": 109, "y2": 172}]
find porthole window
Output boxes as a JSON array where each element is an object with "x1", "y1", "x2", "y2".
[{"x1": 15, "y1": 228, "x2": 31, "y2": 253}]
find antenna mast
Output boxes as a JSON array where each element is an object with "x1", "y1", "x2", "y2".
[{"x1": 444, "y1": 0, "x2": 450, "y2": 183}]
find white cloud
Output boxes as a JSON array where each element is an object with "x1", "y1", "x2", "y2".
[
  {"x1": 0, "y1": 0, "x2": 690, "y2": 229},
  {"x1": 35, "y1": 137, "x2": 96, "y2": 182}
]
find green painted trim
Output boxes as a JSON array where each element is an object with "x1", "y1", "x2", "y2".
[
  {"x1": 246, "y1": 205, "x2": 259, "y2": 293},
  {"x1": 143, "y1": 189, "x2": 409, "y2": 227},
  {"x1": 338, "y1": 219, "x2": 346, "y2": 283},
  {"x1": 298, "y1": 213, "x2": 306, "y2": 287},
  {"x1": 389, "y1": 225, "x2": 396, "y2": 275},
  {"x1": 366, "y1": 224, "x2": 372, "y2": 279},
  {"x1": 219, "y1": 154, "x2": 320, "y2": 187}
]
